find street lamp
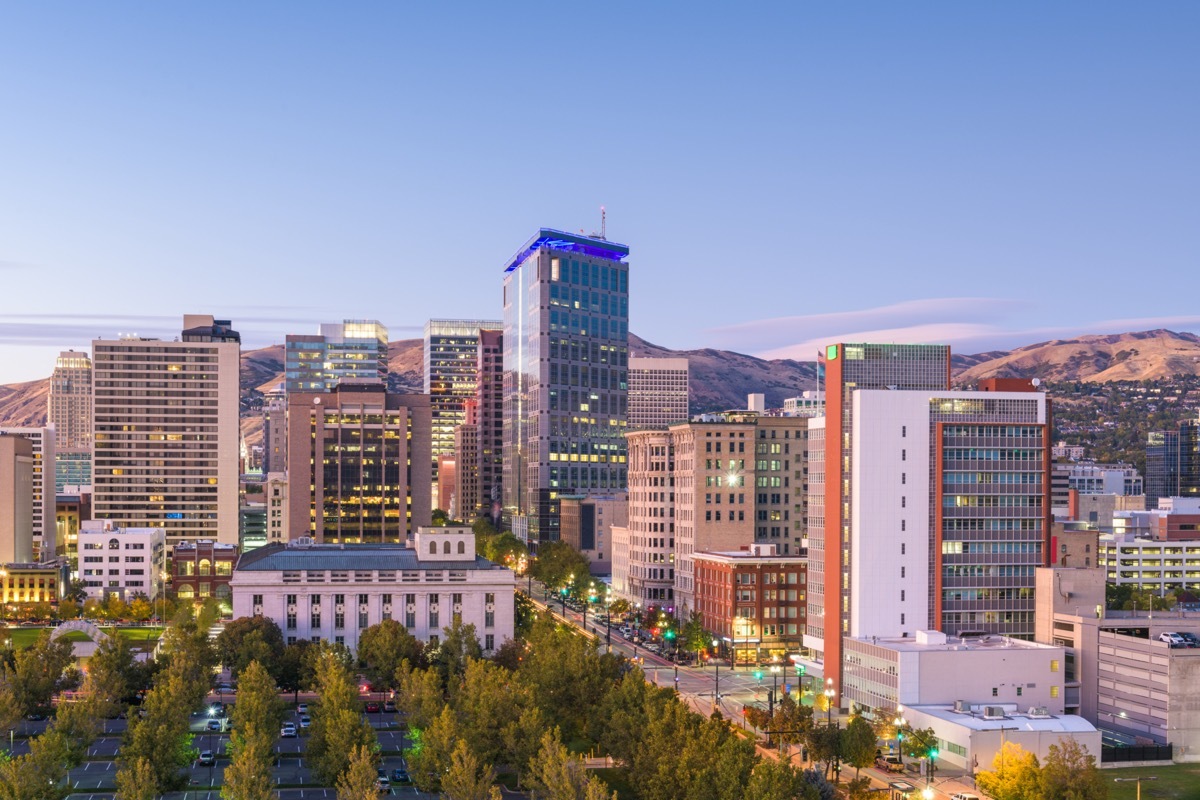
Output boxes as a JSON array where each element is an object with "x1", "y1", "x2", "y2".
[
  {"x1": 604, "y1": 590, "x2": 613, "y2": 652},
  {"x1": 207, "y1": 707, "x2": 216, "y2": 786},
  {"x1": 894, "y1": 706, "x2": 907, "y2": 770},
  {"x1": 1115, "y1": 776, "x2": 1158, "y2": 800},
  {"x1": 823, "y1": 678, "x2": 835, "y2": 725},
  {"x1": 712, "y1": 637, "x2": 721, "y2": 712}
]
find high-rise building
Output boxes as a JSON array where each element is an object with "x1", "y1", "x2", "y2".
[
  {"x1": 0, "y1": 435, "x2": 34, "y2": 563},
  {"x1": 502, "y1": 229, "x2": 630, "y2": 545},
  {"x1": 424, "y1": 319, "x2": 502, "y2": 505},
  {"x1": 0, "y1": 426, "x2": 56, "y2": 559},
  {"x1": 91, "y1": 315, "x2": 241, "y2": 548},
  {"x1": 285, "y1": 382, "x2": 431, "y2": 543},
  {"x1": 559, "y1": 494, "x2": 627, "y2": 575},
  {"x1": 48, "y1": 350, "x2": 92, "y2": 491},
  {"x1": 628, "y1": 357, "x2": 689, "y2": 430},
  {"x1": 261, "y1": 390, "x2": 287, "y2": 474},
  {"x1": 454, "y1": 403, "x2": 481, "y2": 523},
  {"x1": 284, "y1": 320, "x2": 389, "y2": 393},
  {"x1": 808, "y1": 342, "x2": 951, "y2": 702},
  {"x1": 1146, "y1": 418, "x2": 1200, "y2": 509},
  {"x1": 476, "y1": 330, "x2": 503, "y2": 524}
]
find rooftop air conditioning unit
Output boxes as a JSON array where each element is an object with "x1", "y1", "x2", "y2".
[
  {"x1": 1027, "y1": 706, "x2": 1050, "y2": 718},
  {"x1": 953, "y1": 700, "x2": 970, "y2": 713},
  {"x1": 982, "y1": 706, "x2": 1007, "y2": 720}
]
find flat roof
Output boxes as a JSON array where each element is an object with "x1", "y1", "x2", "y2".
[
  {"x1": 235, "y1": 542, "x2": 504, "y2": 572},
  {"x1": 911, "y1": 705, "x2": 1098, "y2": 734},
  {"x1": 502, "y1": 228, "x2": 630, "y2": 273},
  {"x1": 852, "y1": 633, "x2": 1058, "y2": 654}
]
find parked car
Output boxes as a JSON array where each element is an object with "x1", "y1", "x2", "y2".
[
  {"x1": 198, "y1": 751, "x2": 215, "y2": 766},
  {"x1": 875, "y1": 755, "x2": 904, "y2": 773},
  {"x1": 296, "y1": 703, "x2": 308, "y2": 714},
  {"x1": 1179, "y1": 632, "x2": 1200, "y2": 648},
  {"x1": 206, "y1": 718, "x2": 222, "y2": 731},
  {"x1": 383, "y1": 700, "x2": 396, "y2": 712},
  {"x1": 1160, "y1": 632, "x2": 1187, "y2": 647},
  {"x1": 951, "y1": 794, "x2": 980, "y2": 800},
  {"x1": 375, "y1": 770, "x2": 390, "y2": 793},
  {"x1": 365, "y1": 702, "x2": 381, "y2": 713}
]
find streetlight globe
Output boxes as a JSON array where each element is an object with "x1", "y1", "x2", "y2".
[{"x1": 922, "y1": 789, "x2": 933, "y2": 800}]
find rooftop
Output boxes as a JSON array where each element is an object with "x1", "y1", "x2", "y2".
[
  {"x1": 502, "y1": 228, "x2": 630, "y2": 273},
  {"x1": 856, "y1": 630, "x2": 1059, "y2": 653},
  {"x1": 911, "y1": 704, "x2": 1098, "y2": 733},
  {"x1": 235, "y1": 542, "x2": 506, "y2": 573}
]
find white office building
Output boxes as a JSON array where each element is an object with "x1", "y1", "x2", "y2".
[
  {"x1": 230, "y1": 526, "x2": 516, "y2": 652},
  {"x1": 77, "y1": 520, "x2": 167, "y2": 600}
]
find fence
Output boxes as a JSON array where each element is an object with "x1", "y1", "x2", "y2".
[{"x1": 1101, "y1": 743, "x2": 1173, "y2": 763}]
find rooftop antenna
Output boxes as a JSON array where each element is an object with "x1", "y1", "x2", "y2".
[{"x1": 601, "y1": 205, "x2": 607, "y2": 240}]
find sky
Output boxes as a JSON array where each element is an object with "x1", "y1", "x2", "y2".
[{"x1": 1, "y1": 2, "x2": 1198, "y2": 383}]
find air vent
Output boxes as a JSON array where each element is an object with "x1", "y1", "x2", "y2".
[
  {"x1": 953, "y1": 700, "x2": 969, "y2": 713},
  {"x1": 1027, "y1": 706, "x2": 1050, "y2": 718},
  {"x1": 982, "y1": 706, "x2": 1006, "y2": 720}
]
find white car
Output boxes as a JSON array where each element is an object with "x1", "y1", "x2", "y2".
[
  {"x1": 299, "y1": 715, "x2": 311, "y2": 729},
  {"x1": 1160, "y1": 632, "x2": 1186, "y2": 647},
  {"x1": 281, "y1": 724, "x2": 297, "y2": 738}
]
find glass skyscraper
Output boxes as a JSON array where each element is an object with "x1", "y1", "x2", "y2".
[
  {"x1": 284, "y1": 320, "x2": 388, "y2": 393},
  {"x1": 502, "y1": 229, "x2": 630, "y2": 546}
]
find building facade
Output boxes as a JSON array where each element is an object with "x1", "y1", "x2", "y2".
[
  {"x1": 627, "y1": 357, "x2": 689, "y2": 430},
  {"x1": 230, "y1": 527, "x2": 516, "y2": 652},
  {"x1": 559, "y1": 494, "x2": 627, "y2": 575},
  {"x1": 262, "y1": 391, "x2": 287, "y2": 474},
  {"x1": 0, "y1": 562, "x2": 70, "y2": 606},
  {"x1": 77, "y1": 520, "x2": 167, "y2": 600},
  {"x1": 48, "y1": 350, "x2": 92, "y2": 492},
  {"x1": 693, "y1": 544, "x2": 807, "y2": 665},
  {"x1": 285, "y1": 383, "x2": 432, "y2": 543},
  {"x1": 171, "y1": 540, "x2": 238, "y2": 603},
  {"x1": 453, "y1": 405, "x2": 480, "y2": 524},
  {"x1": 0, "y1": 435, "x2": 34, "y2": 564},
  {"x1": 0, "y1": 427, "x2": 56, "y2": 560},
  {"x1": 1146, "y1": 418, "x2": 1200, "y2": 510},
  {"x1": 502, "y1": 229, "x2": 630, "y2": 546},
  {"x1": 284, "y1": 320, "x2": 389, "y2": 393},
  {"x1": 476, "y1": 330, "x2": 503, "y2": 523},
  {"x1": 782, "y1": 392, "x2": 825, "y2": 418},
  {"x1": 91, "y1": 316, "x2": 241, "y2": 547},
  {"x1": 619, "y1": 429, "x2": 675, "y2": 606}
]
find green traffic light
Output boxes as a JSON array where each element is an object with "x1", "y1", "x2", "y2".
[
  {"x1": 929, "y1": 748, "x2": 938, "y2": 760},
  {"x1": 754, "y1": 670, "x2": 764, "y2": 681}
]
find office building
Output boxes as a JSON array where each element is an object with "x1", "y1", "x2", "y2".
[
  {"x1": 91, "y1": 316, "x2": 241, "y2": 547},
  {"x1": 230, "y1": 527, "x2": 516, "y2": 652},
  {"x1": 0, "y1": 561, "x2": 70, "y2": 606},
  {"x1": 0, "y1": 427, "x2": 56, "y2": 559},
  {"x1": 172, "y1": 540, "x2": 238, "y2": 603},
  {"x1": 693, "y1": 544, "x2": 806, "y2": 665},
  {"x1": 618, "y1": 428, "x2": 675, "y2": 606},
  {"x1": 808, "y1": 343, "x2": 952, "y2": 703},
  {"x1": 240, "y1": 501, "x2": 268, "y2": 552},
  {"x1": 1146, "y1": 417, "x2": 1200, "y2": 510},
  {"x1": 77, "y1": 520, "x2": 167, "y2": 600},
  {"x1": 782, "y1": 391, "x2": 825, "y2": 418},
  {"x1": 265, "y1": 472, "x2": 288, "y2": 546},
  {"x1": 454, "y1": 402, "x2": 480, "y2": 524},
  {"x1": 437, "y1": 455, "x2": 457, "y2": 516},
  {"x1": 48, "y1": 350, "x2": 92, "y2": 492},
  {"x1": 476, "y1": 330, "x2": 503, "y2": 523},
  {"x1": 0, "y1": 435, "x2": 34, "y2": 563},
  {"x1": 559, "y1": 493, "x2": 626, "y2": 575},
  {"x1": 262, "y1": 391, "x2": 287, "y2": 474},
  {"x1": 55, "y1": 489, "x2": 91, "y2": 562},
  {"x1": 502, "y1": 229, "x2": 630, "y2": 545},
  {"x1": 284, "y1": 320, "x2": 389, "y2": 393},
  {"x1": 627, "y1": 357, "x2": 689, "y2": 430},
  {"x1": 424, "y1": 319, "x2": 502, "y2": 504},
  {"x1": 285, "y1": 382, "x2": 431, "y2": 543}
]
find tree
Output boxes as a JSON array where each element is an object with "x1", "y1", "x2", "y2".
[
  {"x1": 807, "y1": 724, "x2": 842, "y2": 780},
  {"x1": 591, "y1": 667, "x2": 674, "y2": 766},
  {"x1": 127, "y1": 597, "x2": 153, "y2": 623},
  {"x1": 117, "y1": 661, "x2": 196, "y2": 793},
  {"x1": 56, "y1": 599, "x2": 80, "y2": 621},
  {"x1": 482, "y1": 532, "x2": 527, "y2": 570},
  {"x1": 357, "y1": 619, "x2": 425, "y2": 688},
  {"x1": 442, "y1": 740, "x2": 502, "y2": 800},
  {"x1": 394, "y1": 662, "x2": 444, "y2": 731},
  {"x1": 0, "y1": 728, "x2": 73, "y2": 800},
  {"x1": 431, "y1": 618, "x2": 482, "y2": 685},
  {"x1": 491, "y1": 637, "x2": 526, "y2": 671},
  {"x1": 744, "y1": 760, "x2": 818, "y2": 800},
  {"x1": 406, "y1": 704, "x2": 461, "y2": 793},
  {"x1": 277, "y1": 639, "x2": 315, "y2": 701},
  {"x1": 51, "y1": 692, "x2": 102, "y2": 767},
  {"x1": 222, "y1": 659, "x2": 284, "y2": 800},
  {"x1": 157, "y1": 607, "x2": 216, "y2": 709},
  {"x1": 103, "y1": 594, "x2": 129, "y2": 622},
  {"x1": 10, "y1": 632, "x2": 75, "y2": 715},
  {"x1": 335, "y1": 745, "x2": 379, "y2": 800},
  {"x1": 680, "y1": 611, "x2": 709, "y2": 659},
  {"x1": 526, "y1": 729, "x2": 614, "y2": 800},
  {"x1": 214, "y1": 616, "x2": 285, "y2": 680},
  {"x1": 844, "y1": 776, "x2": 873, "y2": 800},
  {"x1": 113, "y1": 757, "x2": 158, "y2": 800},
  {"x1": 453, "y1": 658, "x2": 524, "y2": 767},
  {"x1": 530, "y1": 541, "x2": 589, "y2": 590},
  {"x1": 841, "y1": 715, "x2": 877, "y2": 779},
  {"x1": 502, "y1": 704, "x2": 549, "y2": 789},
  {"x1": 86, "y1": 635, "x2": 138, "y2": 716},
  {"x1": 771, "y1": 692, "x2": 814, "y2": 747},
  {"x1": 64, "y1": 580, "x2": 87, "y2": 604},
  {"x1": 976, "y1": 741, "x2": 1043, "y2": 800},
  {"x1": 307, "y1": 649, "x2": 377, "y2": 787},
  {"x1": 1040, "y1": 738, "x2": 1108, "y2": 800}
]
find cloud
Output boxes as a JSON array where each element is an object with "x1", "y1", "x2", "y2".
[{"x1": 0, "y1": 260, "x2": 35, "y2": 271}]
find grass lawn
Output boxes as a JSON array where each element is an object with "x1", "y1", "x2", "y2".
[
  {"x1": 1108, "y1": 764, "x2": 1200, "y2": 800},
  {"x1": 6, "y1": 626, "x2": 163, "y2": 649}
]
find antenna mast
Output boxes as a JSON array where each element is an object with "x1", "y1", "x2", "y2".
[{"x1": 600, "y1": 205, "x2": 607, "y2": 240}]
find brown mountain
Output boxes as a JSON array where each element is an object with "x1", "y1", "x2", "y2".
[{"x1": 954, "y1": 330, "x2": 1200, "y2": 384}]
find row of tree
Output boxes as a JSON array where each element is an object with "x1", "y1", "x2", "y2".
[{"x1": 976, "y1": 740, "x2": 1108, "y2": 800}]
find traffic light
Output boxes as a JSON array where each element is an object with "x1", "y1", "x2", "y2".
[
  {"x1": 664, "y1": 629, "x2": 676, "y2": 640},
  {"x1": 897, "y1": 731, "x2": 905, "y2": 743},
  {"x1": 929, "y1": 748, "x2": 938, "y2": 761},
  {"x1": 754, "y1": 670, "x2": 764, "y2": 682},
  {"x1": 652, "y1": 627, "x2": 660, "y2": 636},
  {"x1": 796, "y1": 664, "x2": 806, "y2": 676}
]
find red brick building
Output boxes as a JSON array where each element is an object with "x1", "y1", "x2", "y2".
[
  {"x1": 693, "y1": 544, "x2": 806, "y2": 666},
  {"x1": 171, "y1": 540, "x2": 238, "y2": 603}
]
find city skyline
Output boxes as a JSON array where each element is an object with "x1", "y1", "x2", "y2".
[{"x1": 2, "y1": 3, "x2": 1199, "y2": 381}]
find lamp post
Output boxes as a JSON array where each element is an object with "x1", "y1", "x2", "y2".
[
  {"x1": 824, "y1": 678, "x2": 835, "y2": 726},
  {"x1": 1115, "y1": 777, "x2": 1158, "y2": 800},
  {"x1": 894, "y1": 706, "x2": 907, "y2": 771},
  {"x1": 604, "y1": 590, "x2": 612, "y2": 652},
  {"x1": 712, "y1": 637, "x2": 721, "y2": 712},
  {"x1": 207, "y1": 706, "x2": 216, "y2": 786}
]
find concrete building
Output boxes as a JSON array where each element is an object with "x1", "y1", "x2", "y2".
[
  {"x1": 782, "y1": 391, "x2": 825, "y2": 418},
  {"x1": 91, "y1": 316, "x2": 240, "y2": 547},
  {"x1": 172, "y1": 540, "x2": 238, "y2": 604},
  {"x1": 424, "y1": 320, "x2": 501, "y2": 505},
  {"x1": 265, "y1": 473, "x2": 288, "y2": 546},
  {"x1": 693, "y1": 544, "x2": 806, "y2": 665},
  {"x1": 262, "y1": 391, "x2": 287, "y2": 474},
  {"x1": 284, "y1": 320, "x2": 389, "y2": 393},
  {"x1": 1067, "y1": 462, "x2": 1143, "y2": 496},
  {"x1": 240, "y1": 501, "x2": 268, "y2": 552},
  {"x1": 475, "y1": 330, "x2": 503, "y2": 525},
  {"x1": 230, "y1": 526, "x2": 516, "y2": 652},
  {"x1": 611, "y1": 524, "x2": 632, "y2": 601},
  {"x1": 617, "y1": 428, "x2": 675, "y2": 606},
  {"x1": 285, "y1": 382, "x2": 431, "y2": 543},
  {"x1": 502, "y1": 229, "x2": 629, "y2": 546},
  {"x1": 77, "y1": 520, "x2": 166, "y2": 600},
  {"x1": 436, "y1": 455, "x2": 457, "y2": 516},
  {"x1": 843, "y1": 629, "x2": 1099, "y2": 771},
  {"x1": 48, "y1": 350, "x2": 92, "y2": 492},
  {"x1": 0, "y1": 427, "x2": 55, "y2": 560},
  {"x1": 627, "y1": 357, "x2": 689, "y2": 430},
  {"x1": 0, "y1": 561, "x2": 70, "y2": 606},
  {"x1": 0, "y1": 435, "x2": 34, "y2": 564},
  {"x1": 55, "y1": 490, "x2": 91, "y2": 563},
  {"x1": 1052, "y1": 443, "x2": 1087, "y2": 461},
  {"x1": 453, "y1": 405, "x2": 480, "y2": 524},
  {"x1": 560, "y1": 494, "x2": 626, "y2": 575}
]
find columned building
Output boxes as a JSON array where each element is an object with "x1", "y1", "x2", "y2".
[
  {"x1": 502, "y1": 229, "x2": 630, "y2": 546},
  {"x1": 91, "y1": 317, "x2": 240, "y2": 548}
]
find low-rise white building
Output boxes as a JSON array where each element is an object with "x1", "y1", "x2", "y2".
[
  {"x1": 230, "y1": 526, "x2": 515, "y2": 653},
  {"x1": 77, "y1": 520, "x2": 166, "y2": 600}
]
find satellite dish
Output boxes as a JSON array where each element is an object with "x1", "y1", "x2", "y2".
[{"x1": 1031, "y1": 378, "x2": 1042, "y2": 387}]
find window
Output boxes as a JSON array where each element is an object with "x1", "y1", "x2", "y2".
[
  {"x1": 485, "y1": 593, "x2": 495, "y2": 604},
  {"x1": 406, "y1": 609, "x2": 416, "y2": 628},
  {"x1": 485, "y1": 634, "x2": 495, "y2": 651},
  {"x1": 1017, "y1": 686, "x2": 1023, "y2": 697},
  {"x1": 485, "y1": 611, "x2": 495, "y2": 628},
  {"x1": 286, "y1": 613, "x2": 297, "y2": 630},
  {"x1": 359, "y1": 611, "x2": 368, "y2": 628},
  {"x1": 1050, "y1": 686, "x2": 1060, "y2": 698},
  {"x1": 335, "y1": 612, "x2": 345, "y2": 629},
  {"x1": 452, "y1": 593, "x2": 463, "y2": 605},
  {"x1": 1050, "y1": 659, "x2": 1060, "y2": 673},
  {"x1": 457, "y1": 541, "x2": 465, "y2": 554},
  {"x1": 311, "y1": 610, "x2": 321, "y2": 628},
  {"x1": 429, "y1": 541, "x2": 436, "y2": 554},
  {"x1": 430, "y1": 610, "x2": 439, "y2": 629},
  {"x1": 900, "y1": 590, "x2": 905, "y2": 601},
  {"x1": 992, "y1": 687, "x2": 998, "y2": 697}
]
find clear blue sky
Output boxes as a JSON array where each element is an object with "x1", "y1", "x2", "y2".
[{"x1": 1, "y1": 2, "x2": 1197, "y2": 382}]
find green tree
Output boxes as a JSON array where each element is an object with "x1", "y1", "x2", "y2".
[
  {"x1": 976, "y1": 741, "x2": 1043, "y2": 800},
  {"x1": 10, "y1": 632, "x2": 75, "y2": 715},
  {"x1": 127, "y1": 597, "x2": 153, "y2": 622},
  {"x1": 453, "y1": 658, "x2": 524, "y2": 766},
  {"x1": 744, "y1": 759, "x2": 817, "y2": 800},
  {"x1": 526, "y1": 729, "x2": 615, "y2": 800},
  {"x1": 807, "y1": 724, "x2": 842, "y2": 781},
  {"x1": 844, "y1": 776, "x2": 873, "y2": 800},
  {"x1": 442, "y1": 739, "x2": 502, "y2": 800},
  {"x1": 530, "y1": 541, "x2": 589, "y2": 590},
  {"x1": 841, "y1": 715, "x2": 877, "y2": 779},
  {"x1": 277, "y1": 639, "x2": 315, "y2": 701},
  {"x1": 394, "y1": 661, "x2": 444, "y2": 730},
  {"x1": 103, "y1": 594, "x2": 129, "y2": 622},
  {"x1": 1040, "y1": 738, "x2": 1108, "y2": 800},
  {"x1": 591, "y1": 667, "x2": 674, "y2": 766},
  {"x1": 432, "y1": 618, "x2": 483, "y2": 685},
  {"x1": 519, "y1": 614, "x2": 621, "y2": 742},
  {"x1": 406, "y1": 704, "x2": 461, "y2": 793},
  {"x1": 113, "y1": 757, "x2": 157, "y2": 800},
  {"x1": 307, "y1": 650, "x2": 377, "y2": 787},
  {"x1": 214, "y1": 616, "x2": 285, "y2": 680},
  {"x1": 85, "y1": 635, "x2": 138, "y2": 716},
  {"x1": 502, "y1": 704, "x2": 549, "y2": 789},
  {"x1": 482, "y1": 532, "x2": 527, "y2": 569},
  {"x1": 56, "y1": 599, "x2": 80, "y2": 621},
  {"x1": 222, "y1": 659, "x2": 284, "y2": 800},
  {"x1": 0, "y1": 678, "x2": 21, "y2": 745},
  {"x1": 357, "y1": 619, "x2": 425, "y2": 688},
  {"x1": 0, "y1": 727, "x2": 73, "y2": 800},
  {"x1": 50, "y1": 692, "x2": 102, "y2": 767},
  {"x1": 158, "y1": 607, "x2": 217, "y2": 709},
  {"x1": 771, "y1": 692, "x2": 814, "y2": 747},
  {"x1": 335, "y1": 745, "x2": 379, "y2": 800},
  {"x1": 117, "y1": 661, "x2": 196, "y2": 793},
  {"x1": 680, "y1": 611, "x2": 709, "y2": 659}
]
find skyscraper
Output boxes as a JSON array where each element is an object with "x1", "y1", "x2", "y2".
[
  {"x1": 628, "y1": 357, "x2": 689, "y2": 430},
  {"x1": 1145, "y1": 417, "x2": 1200, "y2": 509},
  {"x1": 91, "y1": 315, "x2": 241, "y2": 547},
  {"x1": 285, "y1": 382, "x2": 431, "y2": 543},
  {"x1": 477, "y1": 330, "x2": 503, "y2": 524},
  {"x1": 0, "y1": 435, "x2": 34, "y2": 563},
  {"x1": 808, "y1": 343, "x2": 951, "y2": 702},
  {"x1": 424, "y1": 319, "x2": 502, "y2": 506},
  {"x1": 502, "y1": 229, "x2": 630, "y2": 545},
  {"x1": 0, "y1": 426, "x2": 56, "y2": 559},
  {"x1": 284, "y1": 320, "x2": 389, "y2": 393},
  {"x1": 48, "y1": 350, "x2": 92, "y2": 491}
]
